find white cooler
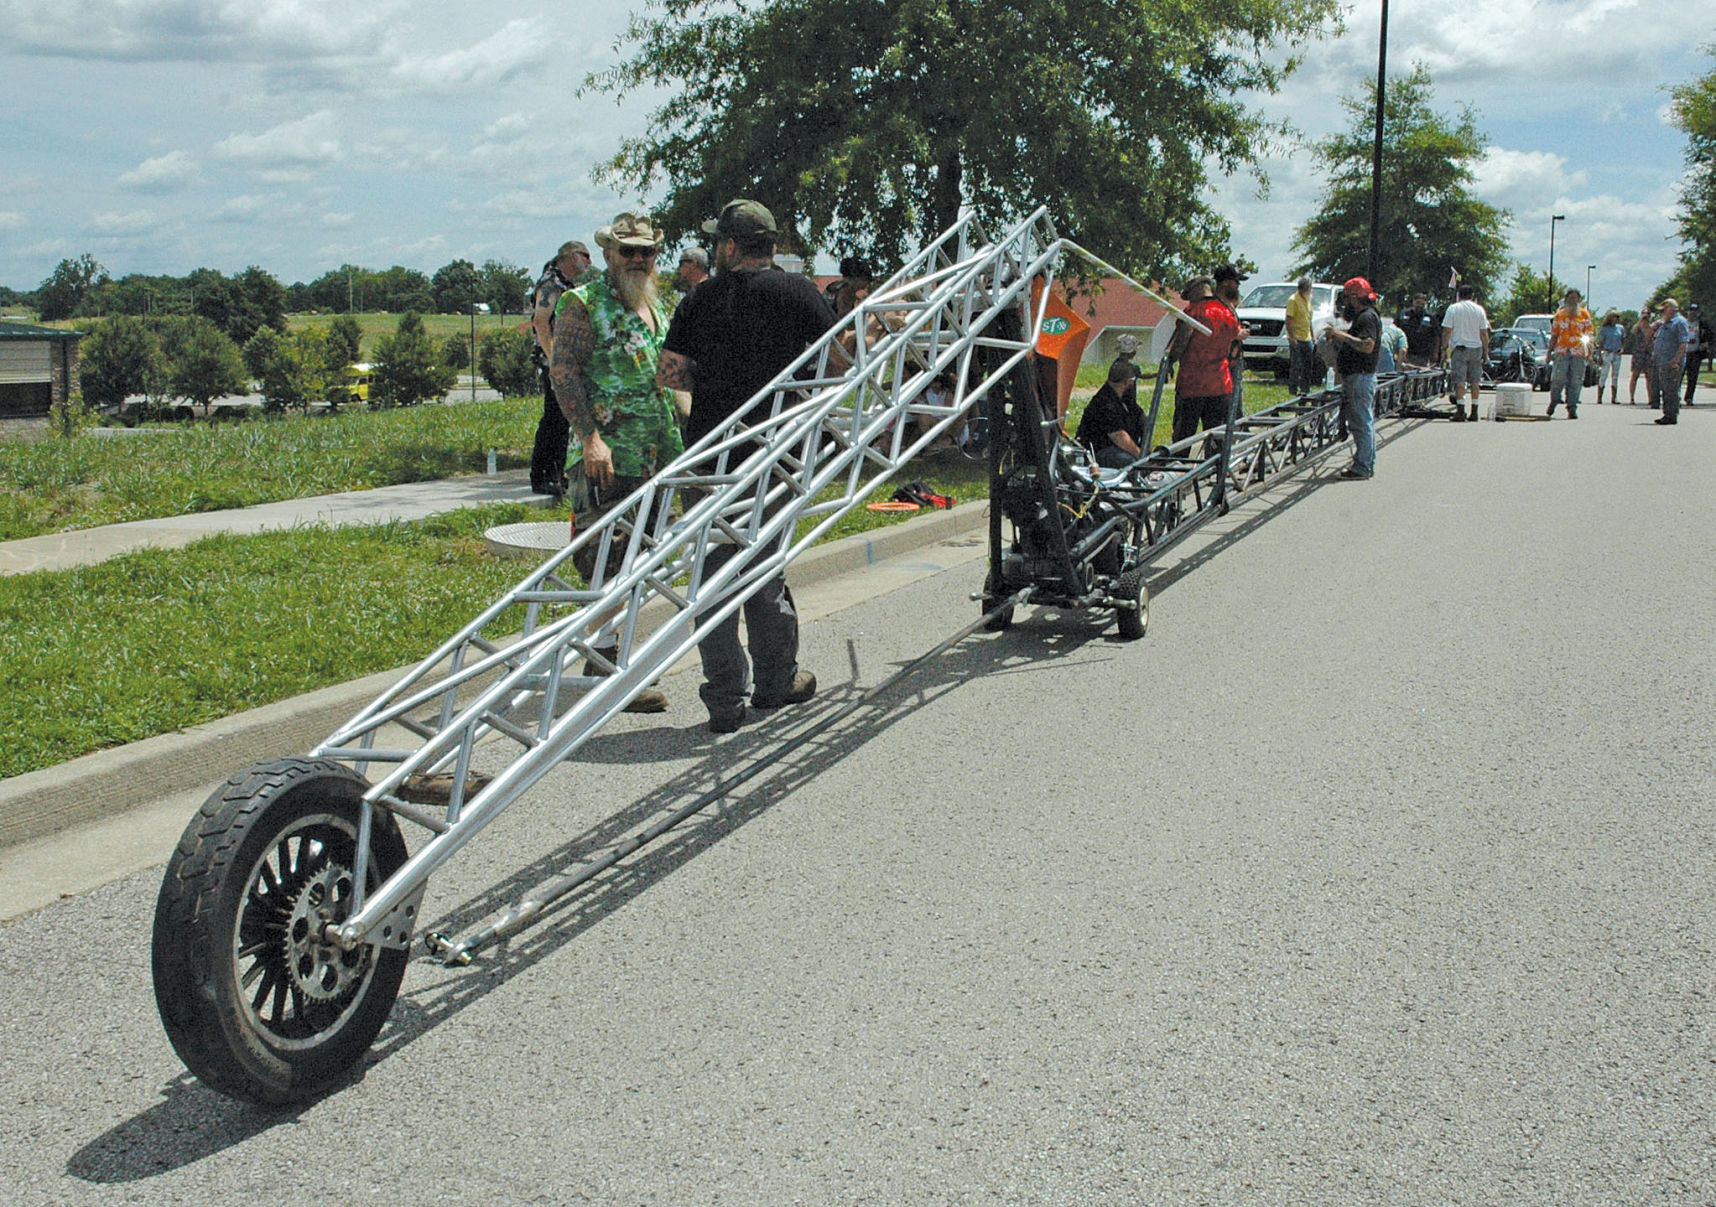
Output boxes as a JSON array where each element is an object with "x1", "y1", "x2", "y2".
[{"x1": 1490, "y1": 382, "x2": 1533, "y2": 419}]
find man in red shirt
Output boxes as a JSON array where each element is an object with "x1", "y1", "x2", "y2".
[{"x1": 1166, "y1": 275, "x2": 1241, "y2": 444}]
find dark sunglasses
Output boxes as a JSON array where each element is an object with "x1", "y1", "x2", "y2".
[{"x1": 616, "y1": 246, "x2": 657, "y2": 260}]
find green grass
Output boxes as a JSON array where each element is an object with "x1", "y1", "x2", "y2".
[
  {"x1": 0, "y1": 397, "x2": 542, "y2": 540},
  {"x1": 288, "y1": 311, "x2": 523, "y2": 358},
  {"x1": 0, "y1": 505, "x2": 539, "y2": 780}
]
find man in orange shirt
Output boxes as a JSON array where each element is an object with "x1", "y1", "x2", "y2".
[{"x1": 1546, "y1": 287, "x2": 1594, "y2": 419}]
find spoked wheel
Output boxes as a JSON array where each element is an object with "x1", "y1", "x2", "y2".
[
  {"x1": 152, "y1": 757, "x2": 409, "y2": 1105},
  {"x1": 1114, "y1": 568, "x2": 1150, "y2": 641}
]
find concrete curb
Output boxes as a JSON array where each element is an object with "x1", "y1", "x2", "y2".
[{"x1": 0, "y1": 500, "x2": 989, "y2": 849}]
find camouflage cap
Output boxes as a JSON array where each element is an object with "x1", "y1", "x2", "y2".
[
  {"x1": 701, "y1": 199, "x2": 777, "y2": 238},
  {"x1": 595, "y1": 212, "x2": 664, "y2": 249}
]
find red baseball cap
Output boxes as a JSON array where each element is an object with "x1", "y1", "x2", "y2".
[{"x1": 1342, "y1": 276, "x2": 1376, "y2": 300}]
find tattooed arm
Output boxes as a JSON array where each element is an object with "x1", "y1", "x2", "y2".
[{"x1": 549, "y1": 295, "x2": 613, "y2": 487}]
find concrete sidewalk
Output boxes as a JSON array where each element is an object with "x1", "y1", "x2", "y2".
[{"x1": 0, "y1": 468, "x2": 547, "y2": 575}]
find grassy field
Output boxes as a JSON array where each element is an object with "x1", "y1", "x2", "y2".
[
  {"x1": 0, "y1": 396, "x2": 543, "y2": 540},
  {"x1": 288, "y1": 310, "x2": 525, "y2": 358}
]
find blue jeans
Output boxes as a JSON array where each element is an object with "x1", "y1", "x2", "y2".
[
  {"x1": 1549, "y1": 354, "x2": 1586, "y2": 412},
  {"x1": 1341, "y1": 372, "x2": 1376, "y2": 474}
]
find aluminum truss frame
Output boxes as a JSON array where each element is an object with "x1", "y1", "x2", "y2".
[{"x1": 301, "y1": 207, "x2": 1144, "y2": 958}]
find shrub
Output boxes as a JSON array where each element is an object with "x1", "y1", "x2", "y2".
[
  {"x1": 477, "y1": 327, "x2": 539, "y2": 397},
  {"x1": 371, "y1": 311, "x2": 455, "y2": 408}
]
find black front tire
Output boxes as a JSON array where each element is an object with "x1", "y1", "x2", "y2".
[
  {"x1": 1115, "y1": 569, "x2": 1150, "y2": 641},
  {"x1": 152, "y1": 758, "x2": 409, "y2": 1106}
]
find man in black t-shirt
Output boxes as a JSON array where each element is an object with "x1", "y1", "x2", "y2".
[
  {"x1": 1397, "y1": 292, "x2": 1441, "y2": 367},
  {"x1": 1075, "y1": 361, "x2": 1147, "y2": 468},
  {"x1": 1324, "y1": 277, "x2": 1380, "y2": 480},
  {"x1": 659, "y1": 199, "x2": 835, "y2": 733}
]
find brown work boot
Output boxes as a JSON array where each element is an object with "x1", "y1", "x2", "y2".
[{"x1": 752, "y1": 670, "x2": 817, "y2": 710}]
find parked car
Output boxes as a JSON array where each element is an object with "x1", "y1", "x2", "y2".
[
  {"x1": 1511, "y1": 313, "x2": 1553, "y2": 338},
  {"x1": 1236, "y1": 281, "x2": 1340, "y2": 377}
]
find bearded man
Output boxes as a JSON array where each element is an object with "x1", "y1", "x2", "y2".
[{"x1": 549, "y1": 211, "x2": 685, "y2": 710}]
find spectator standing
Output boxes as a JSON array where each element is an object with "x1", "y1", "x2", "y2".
[
  {"x1": 1285, "y1": 276, "x2": 1318, "y2": 394},
  {"x1": 658, "y1": 199, "x2": 835, "y2": 734},
  {"x1": 1440, "y1": 284, "x2": 1489, "y2": 422},
  {"x1": 1649, "y1": 298, "x2": 1692, "y2": 424},
  {"x1": 1165, "y1": 275, "x2": 1239, "y2": 443},
  {"x1": 1075, "y1": 361, "x2": 1147, "y2": 468},
  {"x1": 550, "y1": 214, "x2": 685, "y2": 712},
  {"x1": 1683, "y1": 302, "x2": 1712, "y2": 406},
  {"x1": 1213, "y1": 264, "x2": 1251, "y2": 421},
  {"x1": 1376, "y1": 311, "x2": 1406, "y2": 374},
  {"x1": 1626, "y1": 305, "x2": 1656, "y2": 404},
  {"x1": 1595, "y1": 310, "x2": 1626, "y2": 404},
  {"x1": 1398, "y1": 292, "x2": 1441, "y2": 367},
  {"x1": 675, "y1": 247, "x2": 710, "y2": 295},
  {"x1": 1545, "y1": 288, "x2": 1593, "y2": 418},
  {"x1": 1324, "y1": 277, "x2": 1380, "y2": 479},
  {"x1": 528, "y1": 239, "x2": 593, "y2": 496}
]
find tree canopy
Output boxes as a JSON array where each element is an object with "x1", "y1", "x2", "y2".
[
  {"x1": 1669, "y1": 49, "x2": 1716, "y2": 305},
  {"x1": 591, "y1": 0, "x2": 1338, "y2": 277},
  {"x1": 1292, "y1": 65, "x2": 1510, "y2": 304}
]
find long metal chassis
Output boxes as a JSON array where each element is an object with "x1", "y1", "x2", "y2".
[
  {"x1": 309, "y1": 209, "x2": 1106, "y2": 957},
  {"x1": 1014, "y1": 366, "x2": 1449, "y2": 612}
]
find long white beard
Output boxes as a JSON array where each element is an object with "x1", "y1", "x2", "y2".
[{"x1": 611, "y1": 266, "x2": 658, "y2": 312}]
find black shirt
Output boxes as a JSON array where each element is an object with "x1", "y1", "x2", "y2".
[
  {"x1": 1337, "y1": 306, "x2": 1381, "y2": 375},
  {"x1": 661, "y1": 266, "x2": 836, "y2": 446},
  {"x1": 1075, "y1": 384, "x2": 1145, "y2": 455},
  {"x1": 1398, "y1": 305, "x2": 1440, "y2": 358}
]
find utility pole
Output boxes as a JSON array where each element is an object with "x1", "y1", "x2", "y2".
[{"x1": 1368, "y1": 0, "x2": 1389, "y2": 285}]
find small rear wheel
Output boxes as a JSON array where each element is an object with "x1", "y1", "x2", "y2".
[
  {"x1": 1114, "y1": 568, "x2": 1149, "y2": 641},
  {"x1": 152, "y1": 758, "x2": 409, "y2": 1105}
]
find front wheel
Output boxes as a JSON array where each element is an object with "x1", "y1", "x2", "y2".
[
  {"x1": 1114, "y1": 569, "x2": 1150, "y2": 641},
  {"x1": 152, "y1": 758, "x2": 409, "y2": 1105}
]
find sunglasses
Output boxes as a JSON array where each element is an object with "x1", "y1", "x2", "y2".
[{"x1": 615, "y1": 246, "x2": 657, "y2": 260}]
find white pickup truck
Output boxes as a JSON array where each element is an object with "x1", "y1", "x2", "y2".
[{"x1": 1236, "y1": 281, "x2": 1340, "y2": 377}]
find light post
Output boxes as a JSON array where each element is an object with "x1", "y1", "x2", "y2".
[
  {"x1": 1368, "y1": 0, "x2": 1390, "y2": 285},
  {"x1": 1586, "y1": 264, "x2": 1595, "y2": 310},
  {"x1": 470, "y1": 301, "x2": 490, "y2": 403},
  {"x1": 1547, "y1": 214, "x2": 1565, "y2": 311}
]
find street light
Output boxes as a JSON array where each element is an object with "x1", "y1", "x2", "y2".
[
  {"x1": 470, "y1": 301, "x2": 490, "y2": 403},
  {"x1": 1368, "y1": 0, "x2": 1390, "y2": 284},
  {"x1": 1547, "y1": 214, "x2": 1565, "y2": 311},
  {"x1": 1586, "y1": 264, "x2": 1596, "y2": 310}
]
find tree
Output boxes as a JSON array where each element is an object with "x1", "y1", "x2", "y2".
[
  {"x1": 477, "y1": 327, "x2": 538, "y2": 397},
  {"x1": 1292, "y1": 65, "x2": 1510, "y2": 304},
  {"x1": 254, "y1": 327, "x2": 339, "y2": 413},
  {"x1": 242, "y1": 326, "x2": 281, "y2": 381},
  {"x1": 229, "y1": 266, "x2": 288, "y2": 344},
  {"x1": 440, "y1": 332, "x2": 471, "y2": 371},
  {"x1": 373, "y1": 266, "x2": 434, "y2": 313},
  {"x1": 162, "y1": 315, "x2": 247, "y2": 417},
  {"x1": 479, "y1": 259, "x2": 532, "y2": 315},
  {"x1": 327, "y1": 313, "x2": 363, "y2": 367},
  {"x1": 1670, "y1": 50, "x2": 1716, "y2": 306},
  {"x1": 591, "y1": 0, "x2": 1339, "y2": 277},
  {"x1": 36, "y1": 254, "x2": 108, "y2": 321},
  {"x1": 431, "y1": 259, "x2": 481, "y2": 314},
  {"x1": 1495, "y1": 263, "x2": 1564, "y2": 325},
  {"x1": 371, "y1": 312, "x2": 454, "y2": 407},
  {"x1": 78, "y1": 316, "x2": 164, "y2": 410}
]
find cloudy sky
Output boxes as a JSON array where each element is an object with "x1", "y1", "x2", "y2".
[{"x1": 1, "y1": 0, "x2": 1709, "y2": 315}]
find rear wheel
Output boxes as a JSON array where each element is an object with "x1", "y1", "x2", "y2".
[{"x1": 152, "y1": 758, "x2": 409, "y2": 1105}]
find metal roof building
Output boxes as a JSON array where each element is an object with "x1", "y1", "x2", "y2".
[{"x1": 0, "y1": 320, "x2": 83, "y2": 417}]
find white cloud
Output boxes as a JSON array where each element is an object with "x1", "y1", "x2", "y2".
[
  {"x1": 0, "y1": 0, "x2": 403, "y2": 61},
  {"x1": 378, "y1": 18, "x2": 547, "y2": 97},
  {"x1": 0, "y1": 211, "x2": 24, "y2": 230},
  {"x1": 214, "y1": 110, "x2": 343, "y2": 168},
  {"x1": 321, "y1": 211, "x2": 354, "y2": 229},
  {"x1": 118, "y1": 148, "x2": 201, "y2": 191},
  {"x1": 90, "y1": 209, "x2": 159, "y2": 235}
]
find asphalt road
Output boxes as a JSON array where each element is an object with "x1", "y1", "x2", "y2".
[{"x1": 4, "y1": 402, "x2": 1713, "y2": 1204}]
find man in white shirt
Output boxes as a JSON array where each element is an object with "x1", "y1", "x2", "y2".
[{"x1": 1440, "y1": 284, "x2": 1490, "y2": 423}]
